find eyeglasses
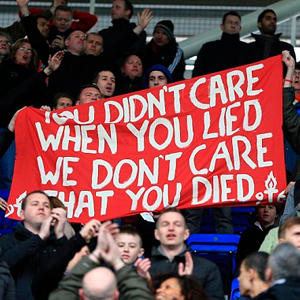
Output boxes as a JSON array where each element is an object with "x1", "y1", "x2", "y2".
[{"x1": 18, "y1": 46, "x2": 33, "y2": 53}]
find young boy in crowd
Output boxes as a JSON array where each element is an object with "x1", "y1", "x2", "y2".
[{"x1": 115, "y1": 225, "x2": 144, "y2": 264}]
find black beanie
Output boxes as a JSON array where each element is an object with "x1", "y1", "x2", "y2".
[{"x1": 153, "y1": 20, "x2": 175, "y2": 42}]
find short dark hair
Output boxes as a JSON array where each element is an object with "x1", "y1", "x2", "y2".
[
  {"x1": 222, "y1": 10, "x2": 241, "y2": 24},
  {"x1": 21, "y1": 190, "x2": 50, "y2": 210},
  {"x1": 119, "y1": 224, "x2": 143, "y2": 247},
  {"x1": 156, "y1": 207, "x2": 187, "y2": 229},
  {"x1": 243, "y1": 252, "x2": 269, "y2": 281},
  {"x1": 278, "y1": 216, "x2": 300, "y2": 239},
  {"x1": 154, "y1": 273, "x2": 208, "y2": 300},
  {"x1": 257, "y1": 9, "x2": 276, "y2": 23},
  {"x1": 123, "y1": 0, "x2": 133, "y2": 19},
  {"x1": 77, "y1": 84, "x2": 100, "y2": 99},
  {"x1": 55, "y1": 5, "x2": 72, "y2": 16},
  {"x1": 35, "y1": 14, "x2": 51, "y2": 21},
  {"x1": 52, "y1": 92, "x2": 74, "y2": 109}
]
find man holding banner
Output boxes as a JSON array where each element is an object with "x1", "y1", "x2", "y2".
[{"x1": 4, "y1": 54, "x2": 286, "y2": 230}]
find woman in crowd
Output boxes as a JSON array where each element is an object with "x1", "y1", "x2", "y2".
[
  {"x1": 0, "y1": 38, "x2": 63, "y2": 126},
  {"x1": 154, "y1": 273, "x2": 207, "y2": 300},
  {"x1": 143, "y1": 20, "x2": 185, "y2": 82}
]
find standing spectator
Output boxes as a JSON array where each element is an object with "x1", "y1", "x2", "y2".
[
  {"x1": 249, "y1": 9, "x2": 296, "y2": 72},
  {"x1": 49, "y1": 221, "x2": 153, "y2": 300},
  {"x1": 0, "y1": 190, "x2": 101, "y2": 300},
  {"x1": 99, "y1": 0, "x2": 153, "y2": 58},
  {"x1": 292, "y1": 62, "x2": 300, "y2": 103},
  {"x1": 143, "y1": 20, "x2": 185, "y2": 82},
  {"x1": 76, "y1": 84, "x2": 101, "y2": 105},
  {"x1": 85, "y1": 32, "x2": 103, "y2": 56},
  {"x1": 115, "y1": 53, "x2": 144, "y2": 95},
  {"x1": 149, "y1": 208, "x2": 224, "y2": 300},
  {"x1": 93, "y1": 69, "x2": 116, "y2": 99},
  {"x1": 52, "y1": 92, "x2": 74, "y2": 110},
  {"x1": 144, "y1": 64, "x2": 173, "y2": 88},
  {"x1": 0, "y1": 32, "x2": 12, "y2": 64},
  {"x1": 23, "y1": 0, "x2": 97, "y2": 34},
  {"x1": 192, "y1": 10, "x2": 250, "y2": 77}
]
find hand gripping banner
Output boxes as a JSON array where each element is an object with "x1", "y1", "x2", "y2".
[{"x1": 7, "y1": 55, "x2": 286, "y2": 222}]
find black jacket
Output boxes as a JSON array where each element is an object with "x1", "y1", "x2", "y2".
[
  {"x1": 0, "y1": 61, "x2": 49, "y2": 127},
  {"x1": 0, "y1": 260, "x2": 16, "y2": 300},
  {"x1": 99, "y1": 18, "x2": 146, "y2": 58},
  {"x1": 192, "y1": 32, "x2": 250, "y2": 77},
  {"x1": 150, "y1": 246, "x2": 224, "y2": 300},
  {"x1": 249, "y1": 33, "x2": 296, "y2": 62},
  {"x1": 283, "y1": 87, "x2": 300, "y2": 153},
  {"x1": 235, "y1": 222, "x2": 275, "y2": 274},
  {"x1": 0, "y1": 222, "x2": 86, "y2": 300},
  {"x1": 143, "y1": 39, "x2": 185, "y2": 82},
  {"x1": 249, "y1": 33, "x2": 296, "y2": 77},
  {"x1": 253, "y1": 277, "x2": 300, "y2": 300}
]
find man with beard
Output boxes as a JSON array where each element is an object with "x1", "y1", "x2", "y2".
[{"x1": 249, "y1": 9, "x2": 295, "y2": 64}]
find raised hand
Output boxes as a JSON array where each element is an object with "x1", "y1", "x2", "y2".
[
  {"x1": 178, "y1": 251, "x2": 194, "y2": 275},
  {"x1": 135, "y1": 258, "x2": 151, "y2": 281},
  {"x1": 137, "y1": 8, "x2": 153, "y2": 30},
  {"x1": 51, "y1": 207, "x2": 67, "y2": 239},
  {"x1": 79, "y1": 219, "x2": 101, "y2": 243},
  {"x1": 38, "y1": 215, "x2": 53, "y2": 240},
  {"x1": 0, "y1": 197, "x2": 8, "y2": 211},
  {"x1": 282, "y1": 50, "x2": 295, "y2": 69}
]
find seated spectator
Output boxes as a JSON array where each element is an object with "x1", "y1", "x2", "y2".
[
  {"x1": 260, "y1": 216, "x2": 300, "y2": 253},
  {"x1": 98, "y1": 0, "x2": 152, "y2": 58},
  {"x1": 49, "y1": 221, "x2": 153, "y2": 300},
  {"x1": 154, "y1": 273, "x2": 207, "y2": 300},
  {"x1": 238, "y1": 252, "x2": 269, "y2": 299},
  {"x1": 93, "y1": 70, "x2": 116, "y2": 99},
  {"x1": 115, "y1": 53, "x2": 144, "y2": 95},
  {"x1": 0, "y1": 32, "x2": 12, "y2": 64},
  {"x1": 254, "y1": 243, "x2": 300, "y2": 300},
  {"x1": 149, "y1": 208, "x2": 224, "y2": 300},
  {"x1": 76, "y1": 84, "x2": 101, "y2": 105},
  {"x1": 0, "y1": 190, "x2": 102, "y2": 300},
  {"x1": 115, "y1": 224, "x2": 144, "y2": 264},
  {"x1": 278, "y1": 216, "x2": 300, "y2": 250},
  {"x1": 85, "y1": 32, "x2": 103, "y2": 56},
  {"x1": 235, "y1": 204, "x2": 278, "y2": 270},
  {"x1": 143, "y1": 20, "x2": 185, "y2": 82},
  {"x1": 52, "y1": 92, "x2": 74, "y2": 110},
  {"x1": 144, "y1": 64, "x2": 173, "y2": 88}
]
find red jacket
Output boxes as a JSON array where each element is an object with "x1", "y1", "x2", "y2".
[{"x1": 20, "y1": 7, "x2": 97, "y2": 32}]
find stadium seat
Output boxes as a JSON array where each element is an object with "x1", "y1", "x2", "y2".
[
  {"x1": 187, "y1": 233, "x2": 241, "y2": 296},
  {"x1": 230, "y1": 277, "x2": 240, "y2": 300}
]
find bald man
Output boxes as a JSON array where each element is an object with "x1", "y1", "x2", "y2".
[{"x1": 79, "y1": 267, "x2": 118, "y2": 300}]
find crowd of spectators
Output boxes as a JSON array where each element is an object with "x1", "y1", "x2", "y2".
[{"x1": 0, "y1": 0, "x2": 300, "y2": 299}]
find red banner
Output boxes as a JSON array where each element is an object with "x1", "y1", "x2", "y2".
[{"x1": 7, "y1": 55, "x2": 286, "y2": 222}]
